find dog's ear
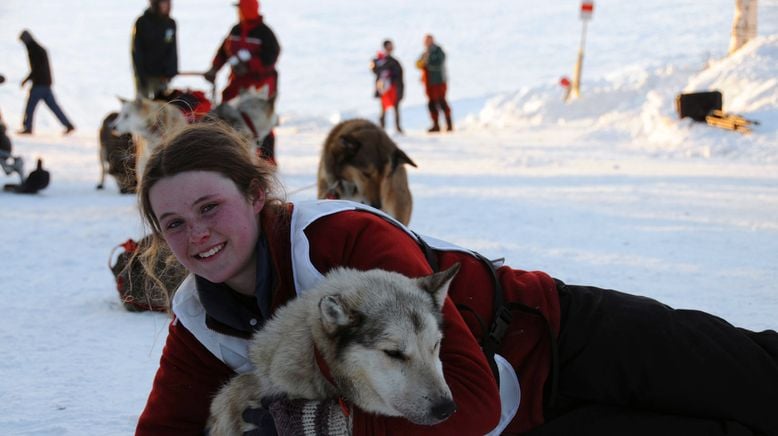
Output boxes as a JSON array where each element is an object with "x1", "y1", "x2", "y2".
[
  {"x1": 117, "y1": 95, "x2": 130, "y2": 104},
  {"x1": 417, "y1": 263, "x2": 461, "y2": 309},
  {"x1": 391, "y1": 148, "x2": 417, "y2": 173},
  {"x1": 319, "y1": 295, "x2": 360, "y2": 334}
]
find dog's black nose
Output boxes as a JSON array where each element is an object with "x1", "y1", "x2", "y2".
[{"x1": 430, "y1": 399, "x2": 457, "y2": 421}]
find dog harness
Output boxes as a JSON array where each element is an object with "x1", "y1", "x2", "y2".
[{"x1": 172, "y1": 199, "x2": 520, "y2": 435}]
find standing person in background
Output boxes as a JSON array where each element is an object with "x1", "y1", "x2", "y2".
[
  {"x1": 416, "y1": 34, "x2": 452, "y2": 133},
  {"x1": 18, "y1": 30, "x2": 75, "y2": 136},
  {"x1": 132, "y1": 0, "x2": 178, "y2": 99},
  {"x1": 370, "y1": 39, "x2": 404, "y2": 133},
  {"x1": 203, "y1": 0, "x2": 280, "y2": 162}
]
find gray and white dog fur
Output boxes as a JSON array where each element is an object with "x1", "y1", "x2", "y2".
[
  {"x1": 207, "y1": 264, "x2": 460, "y2": 435},
  {"x1": 208, "y1": 86, "x2": 277, "y2": 147},
  {"x1": 111, "y1": 87, "x2": 276, "y2": 184},
  {"x1": 111, "y1": 97, "x2": 188, "y2": 182}
]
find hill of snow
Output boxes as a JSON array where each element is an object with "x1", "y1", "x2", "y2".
[
  {"x1": 468, "y1": 35, "x2": 778, "y2": 162},
  {"x1": 1, "y1": 1, "x2": 777, "y2": 434}
]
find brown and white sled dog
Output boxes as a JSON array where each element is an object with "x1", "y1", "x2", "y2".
[
  {"x1": 111, "y1": 97, "x2": 188, "y2": 180},
  {"x1": 207, "y1": 264, "x2": 460, "y2": 435},
  {"x1": 317, "y1": 119, "x2": 417, "y2": 225},
  {"x1": 96, "y1": 112, "x2": 136, "y2": 193}
]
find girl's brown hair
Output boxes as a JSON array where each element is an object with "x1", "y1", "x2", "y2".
[{"x1": 136, "y1": 121, "x2": 284, "y2": 310}]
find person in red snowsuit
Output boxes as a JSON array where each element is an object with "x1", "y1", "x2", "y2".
[
  {"x1": 370, "y1": 40, "x2": 404, "y2": 133},
  {"x1": 135, "y1": 123, "x2": 778, "y2": 435},
  {"x1": 204, "y1": 0, "x2": 279, "y2": 161}
]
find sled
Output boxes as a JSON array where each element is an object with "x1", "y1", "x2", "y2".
[{"x1": 705, "y1": 109, "x2": 760, "y2": 134}]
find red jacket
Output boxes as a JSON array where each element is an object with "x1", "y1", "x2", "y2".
[
  {"x1": 211, "y1": 16, "x2": 280, "y2": 102},
  {"x1": 136, "y1": 204, "x2": 559, "y2": 435}
]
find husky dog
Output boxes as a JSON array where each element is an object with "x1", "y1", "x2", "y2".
[
  {"x1": 112, "y1": 97, "x2": 188, "y2": 180},
  {"x1": 208, "y1": 86, "x2": 277, "y2": 150},
  {"x1": 207, "y1": 264, "x2": 460, "y2": 435},
  {"x1": 317, "y1": 119, "x2": 417, "y2": 225},
  {"x1": 96, "y1": 112, "x2": 136, "y2": 193}
]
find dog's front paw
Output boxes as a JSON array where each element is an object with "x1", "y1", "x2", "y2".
[
  {"x1": 209, "y1": 373, "x2": 265, "y2": 436},
  {"x1": 240, "y1": 403, "x2": 277, "y2": 435}
]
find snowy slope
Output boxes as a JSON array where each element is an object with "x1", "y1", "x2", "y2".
[
  {"x1": 469, "y1": 35, "x2": 778, "y2": 162},
  {"x1": 1, "y1": 1, "x2": 778, "y2": 434}
]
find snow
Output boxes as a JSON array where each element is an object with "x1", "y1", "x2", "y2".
[{"x1": 2, "y1": 0, "x2": 778, "y2": 434}]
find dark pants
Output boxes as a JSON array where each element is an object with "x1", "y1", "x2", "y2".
[
  {"x1": 426, "y1": 83, "x2": 451, "y2": 129},
  {"x1": 135, "y1": 75, "x2": 170, "y2": 100},
  {"x1": 379, "y1": 101, "x2": 402, "y2": 132},
  {"x1": 23, "y1": 85, "x2": 73, "y2": 131},
  {"x1": 529, "y1": 282, "x2": 778, "y2": 436}
]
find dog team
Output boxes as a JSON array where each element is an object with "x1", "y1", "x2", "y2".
[
  {"x1": 6, "y1": 0, "x2": 440, "y2": 225},
  {"x1": 101, "y1": 0, "x2": 422, "y2": 227}
]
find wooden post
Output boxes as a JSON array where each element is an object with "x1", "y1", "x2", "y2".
[
  {"x1": 569, "y1": 2, "x2": 594, "y2": 101},
  {"x1": 729, "y1": 0, "x2": 758, "y2": 54}
]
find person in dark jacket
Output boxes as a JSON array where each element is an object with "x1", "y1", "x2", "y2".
[
  {"x1": 132, "y1": 0, "x2": 178, "y2": 99},
  {"x1": 203, "y1": 0, "x2": 280, "y2": 162},
  {"x1": 416, "y1": 34, "x2": 452, "y2": 133},
  {"x1": 370, "y1": 39, "x2": 404, "y2": 133},
  {"x1": 18, "y1": 30, "x2": 75, "y2": 135}
]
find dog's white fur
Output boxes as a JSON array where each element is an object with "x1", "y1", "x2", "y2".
[
  {"x1": 207, "y1": 264, "x2": 460, "y2": 435},
  {"x1": 111, "y1": 97, "x2": 188, "y2": 181}
]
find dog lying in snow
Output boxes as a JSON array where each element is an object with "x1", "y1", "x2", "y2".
[{"x1": 207, "y1": 264, "x2": 460, "y2": 435}]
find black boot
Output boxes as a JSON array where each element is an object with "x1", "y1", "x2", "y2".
[
  {"x1": 445, "y1": 113, "x2": 453, "y2": 132},
  {"x1": 427, "y1": 102, "x2": 440, "y2": 133}
]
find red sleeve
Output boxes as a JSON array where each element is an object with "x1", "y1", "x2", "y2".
[
  {"x1": 211, "y1": 36, "x2": 229, "y2": 71},
  {"x1": 247, "y1": 56, "x2": 265, "y2": 77},
  {"x1": 136, "y1": 319, "x2": 234, "y2": 436},
  {"x1": 306, "y1": 211, "x2": 501, "y2": 435}
]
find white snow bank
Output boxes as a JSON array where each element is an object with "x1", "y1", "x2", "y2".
[{"x1": 469, "y1": 35, "x2": 778, "y2": 163}]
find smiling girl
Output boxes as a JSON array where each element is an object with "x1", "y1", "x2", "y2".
[{"x1": 135, "y1": 122, "x2": 778, "y2": 436}]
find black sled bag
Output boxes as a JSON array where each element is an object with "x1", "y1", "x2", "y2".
[{"x1": 675, "y1": 91, "x2": 722, "y2": 122}]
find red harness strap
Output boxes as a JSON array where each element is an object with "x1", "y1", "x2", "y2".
[
  {"x1": 313, "y1": 346, "x2": 351, "y2": 417},
  {"x1": 239, "y1": 111, "x2": 259, "y2": 139}
]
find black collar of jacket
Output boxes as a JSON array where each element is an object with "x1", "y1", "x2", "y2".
[{"x1": 195, "y1": 234, "x2": 274, "y2": 338}]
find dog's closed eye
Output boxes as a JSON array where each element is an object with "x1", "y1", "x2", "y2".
[{"x1": 383, "y1": 349, "x2": 407, "y2": 361}]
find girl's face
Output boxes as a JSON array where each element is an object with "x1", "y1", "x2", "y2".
[{"x1": 149, "y1": 171, "x2": 265, "y2": 293}]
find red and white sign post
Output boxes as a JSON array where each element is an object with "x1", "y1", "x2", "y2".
[{"x1": 569, "y1": 1, "x2": 594, "y2": 101}]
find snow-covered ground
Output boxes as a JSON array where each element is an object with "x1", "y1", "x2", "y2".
[{"x1": 1, "y1": 1, "x2": 778, "y2": 434}]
